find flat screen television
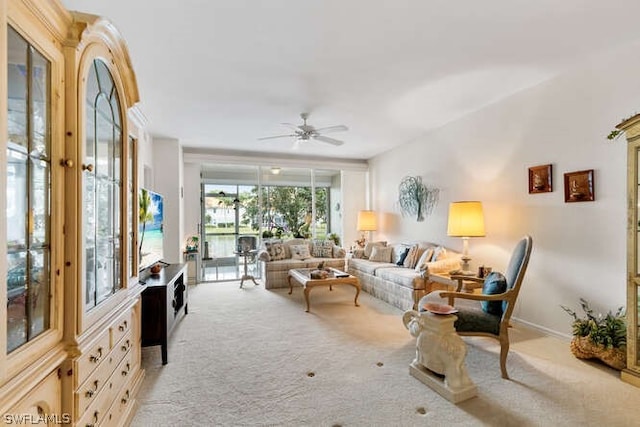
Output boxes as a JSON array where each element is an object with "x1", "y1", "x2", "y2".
[{"x1": 139, "y1": 188, "x2": 164, "y2": 271}]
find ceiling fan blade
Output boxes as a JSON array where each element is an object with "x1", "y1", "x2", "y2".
[
  {"x1": 314, "y1": 125, "x2": 349, "y2": 134},
  {"x1": 314, "y1": 135, "x2": 344, "y2": 146},
  {"x1": 257, "y1": 134, "x2": 296, "y2": 141},
  {"x1": 280, "y1": 123, "x2": 300, "y2": 131}
]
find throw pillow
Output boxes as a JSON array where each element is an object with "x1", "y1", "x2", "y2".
[
  {"x1": 431, "y1": 246, "x2": 448, "y2": 261},
  {"x1": 481, "y1": 272, "x2": 508, "y2": 316},
  {"x1": 396, "y1": 247, "x2": 410, "y2": 266},
  {"x1": 369, "y1": 246, "x2": 393, "y2": 263},
  {"x1": 290, "y1": 244, "x2": 311, "y2": 260},
  {"x1": 414, "y1": 247, "x2": 435, "y2": 272},
  {"x1": 311, "y1": 239, "x2": 333, "y2": 258},
  {"x1": 265, "y1": 242, "x2": 286, "y2": 261},
  {"x1": 403, "y1": 245, "x2": 420, "y2": 269},
  {"x1": 364, "y1": 241, "x2": 387, "y2": 258}
]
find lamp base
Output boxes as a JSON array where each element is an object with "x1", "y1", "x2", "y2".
[{"x1": 459, "y1": 256, "x2": 473, "y2": 276}]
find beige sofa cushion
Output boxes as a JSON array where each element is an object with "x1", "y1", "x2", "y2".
[
  {"x1": 265, "y1": 241, "x2": 286, "y2": 261},
  {"x1": 375, "y1": 267, "x2": 425, "y2": 290},
  {"x1": 364, "y1": 241, "x2": 387, "y2": 258},
  {"x1": 283, "y1": 238, "x2": 310, "y2": 258},
  {"x1": 290, "y1": 244, "x2": 312, "y2": 260},
  {"x1": 348, "y1": 258, "x2": 396, "y2": 275},
  {"x1": 369, "y1": 246, "x2": 393, "y2": 262},
  {"x1": 311, "y1": 239, "x2": 334, "y2": 257},
  {"x1": 414, "y1": 247, "x2": 435, "y2": 272}
]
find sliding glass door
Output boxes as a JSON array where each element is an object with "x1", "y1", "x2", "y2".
[
  {"x1": 200, "y1": 165, "x2": 340, "y2": 282},
  {"x1": 202, "y1": 183, "x2": 259, "y2": 281}
]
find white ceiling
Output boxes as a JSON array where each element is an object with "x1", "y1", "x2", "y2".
[{"x1": 60, "y1": 0, "x2": 640, "y2": 160}]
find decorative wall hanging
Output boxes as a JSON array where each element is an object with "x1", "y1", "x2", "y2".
[
  {"x1": 528, "y1": 164, "x2": 552, "y2": 194},
  {"x1": 564, "y1": 169, "x2": 594, "y2": 202},
  {"x1": 398, "y1": 175, "x2": 439, "y2": 222}
]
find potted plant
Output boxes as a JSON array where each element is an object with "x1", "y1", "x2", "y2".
[
  {"x1": 561, "y1": 298, "x2": 626, "y2": 370},
  {"x1": 327, "y1": 232, "x2": 341, "y2": 247}
]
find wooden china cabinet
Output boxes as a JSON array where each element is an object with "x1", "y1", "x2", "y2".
[
  {"x1": 1, "y1": 0, "x2": 146, "y2": 424},
  {"x1": 618, "y1": 114, "x2": 640, "y2": 387}
]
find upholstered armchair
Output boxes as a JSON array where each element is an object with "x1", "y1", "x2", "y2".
[{"x1": 418, "y1": 235, "x2": 533, "y2": 379}]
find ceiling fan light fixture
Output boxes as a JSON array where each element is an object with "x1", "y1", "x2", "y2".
[{"x1": 258, "y1": 112, "x2": 348, "y2": 149}]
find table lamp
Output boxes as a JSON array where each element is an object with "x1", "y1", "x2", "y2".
[
  {"x1": 447, "y1": 201, "x2": 485, "y2": 274},
  {"x1": 356, "y1": 210, "x2": 377, "y2": 248}
]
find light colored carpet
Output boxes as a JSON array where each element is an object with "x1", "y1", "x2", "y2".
[{"x1": 131, "y1": 282, "x2": 640, "y2": 426}]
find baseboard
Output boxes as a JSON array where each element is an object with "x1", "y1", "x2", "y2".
[{"x1": 511, "y1": 316, "x2": 572, "y2": 342}]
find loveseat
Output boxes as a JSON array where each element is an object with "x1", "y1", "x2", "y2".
[
  {"x1": 347, "y1": 241, "x2": 462, "y2": 311},
  {"x1": 257, "y1": 238, "x2": 347, "y2": 289}
]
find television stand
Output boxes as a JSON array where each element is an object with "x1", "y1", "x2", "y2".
[{"x1": 140, "y1": 263, "x2": 188, "y2": 364}]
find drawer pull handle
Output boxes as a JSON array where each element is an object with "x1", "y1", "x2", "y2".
[
  {"x1": 121, "y1": 390, "x2": 130, "y2": 405},
  {"x1": 121, "y1": 339, "x2": 131, "y2": 352},
  {"x1": 86, "y1": 410, "x2": 99, "y2": 427},
  {"x1": 89, "y1": 347, "x2": 103, "y2": 363},
  {"x1": 118, "y1": 320, "x2": 128, "y2": 331},
  {"x1": 121, "y1": 362, "x2": 131, "y2": 376},
  {"x1": 85, "y1": 380, "x2": 99, "y2": 398}
]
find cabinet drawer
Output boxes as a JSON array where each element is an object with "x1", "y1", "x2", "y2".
[
  {"x1": 76, "y1": 384, "x2": 115, "y2": 427},
  {"x1": 110, "y1": 310, "x2": 132, "y2": 347},
  {"x1": 75, "y1": 349, "x2": 117, "y2": 417},
  {"x1": 109, "y1": 349, "x2": 134, "y2": 402},
  {"x1": 76, "y1": 330, "x2": 111, "y2": 386},
  {"x1": 103, "y1": 377, "x2": 135, "y2": 427},
  {"x1": 75, "y1": 328, "x2": 132, "y2": 416}
]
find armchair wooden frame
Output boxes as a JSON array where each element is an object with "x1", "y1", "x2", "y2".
[{"x1": 437, "y1": 235, "x2": 533, "y2": 379}]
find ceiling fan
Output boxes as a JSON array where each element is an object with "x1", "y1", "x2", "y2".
[{"x1": 258, "y1": 112, "x2": 348, "y2": 146}]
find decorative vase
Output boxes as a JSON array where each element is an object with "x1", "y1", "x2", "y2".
[{"x1": 569, "y1": 336, "x2": 626, "y2": 371}]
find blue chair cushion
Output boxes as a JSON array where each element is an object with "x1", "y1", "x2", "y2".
[{"x1": 481, "y1": 272, "x2": 507, "y2": 316}]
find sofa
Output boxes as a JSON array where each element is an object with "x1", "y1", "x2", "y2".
[
  {"x1": 257, "y1": 238, "x2": 347, "y2": 289},
  {"x1": 347, "y1": 241, "x2": 462, "y2": 311}
]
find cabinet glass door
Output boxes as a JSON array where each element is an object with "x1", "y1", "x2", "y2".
[
  {"x1": 83, "y1": 59, "x2": 123, "y2": 309},
  {"x1": 6, "y1": 26, "x2": 51, "y2": 352}
]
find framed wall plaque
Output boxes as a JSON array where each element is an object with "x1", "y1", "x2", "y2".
[
  {"x1": 528, "y1": 164, "x2": 552, "y2": 194},
  {"x1": 564, "y1": 169, "x2": 594, "y2": 202}
]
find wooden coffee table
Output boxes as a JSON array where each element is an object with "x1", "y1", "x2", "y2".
[{"x1": 288, "y1": 268, "x2": 360, "y2": 312}]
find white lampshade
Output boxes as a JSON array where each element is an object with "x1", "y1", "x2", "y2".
[
  {"x1": 357, "y1": 210, "x2": 377, "y2": 231},
  {"x1": 447, "y1": 201, "x2": 485, "y2": 237}
]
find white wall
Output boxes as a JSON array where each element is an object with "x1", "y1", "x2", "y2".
[
  {"x1": 183, "y1": 162, "x2": 201, "y2": 243},
  {"x1": 341, "y1": 170, "x2": 369, "y2": 250},
  {"x1": 329, "y1": 173, "x2": 342, "y2": 238},
  {"x1": 153, "y1": 138, "x2": 184, "y2": 264},
  {"x1": 137, "y1": 128, "x2": 154, "y2": 189},
  {"x1": 369, "y1": 41, "x2": 640, "y2": 337}
]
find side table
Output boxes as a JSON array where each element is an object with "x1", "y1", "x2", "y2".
[
  {"x1": 429, "y1": 272, "x2": 483, "y2": 294},
  {"x1": 235, "y1": 250, "x2": 259, "y2": 288},
  {"x1": 402, "y1": 310, "x2": 476, "y2": 403},
  {"x1": 183, "y1": 251, "x2": 201, "y2": 285}
]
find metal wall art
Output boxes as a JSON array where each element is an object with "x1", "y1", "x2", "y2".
[
  {"x1": 528, "y1": 164, "x2": 552, "y2": 194},
  {"x1": 398, "y1": 175, "x2": 439, "y2": 222},
  {"x1": 564, "y1": 169, "x2": 595, "y2": 202}
]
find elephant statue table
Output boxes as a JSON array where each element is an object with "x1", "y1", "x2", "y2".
[{"x1": 402, "y1": 309, "x2": 477, "y2": 403}]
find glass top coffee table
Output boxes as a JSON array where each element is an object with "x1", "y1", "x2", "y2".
[{"x1": 288, "y1": 267, "x2": 361, "y2": 312}]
